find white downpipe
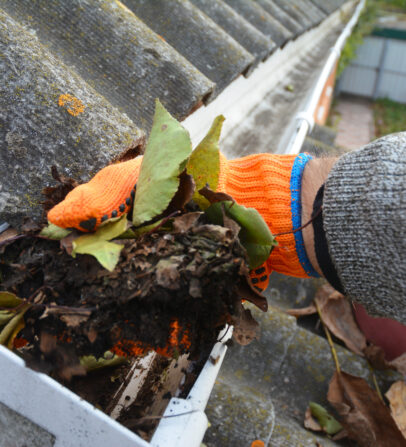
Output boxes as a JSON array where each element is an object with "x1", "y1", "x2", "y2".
[{"x1": 284, "y1": 0, "x2": 366, "y2": 155}]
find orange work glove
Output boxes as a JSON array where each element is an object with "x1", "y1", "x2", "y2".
[{"x1": 48, "y1": 152, "x2": 319, "y2": 288}]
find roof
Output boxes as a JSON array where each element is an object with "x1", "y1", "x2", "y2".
[{"x1": 0, "y1": 0, "x2": 348, "y2": 227}]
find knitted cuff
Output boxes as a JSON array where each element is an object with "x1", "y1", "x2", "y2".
[{"x1": 218, "y1": 153, "x2": 319, "y2": 278}]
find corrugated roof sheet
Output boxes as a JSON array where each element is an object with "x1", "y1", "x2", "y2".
[
  {"x1": 0, "y1": 0, "x2": 350, "y2": 227},
  {"x1": 121, "y1": 0, "x2": 254, "y2": 96},
  {"x1": 222, "y1": 0, "x2": 292, "y2": 47},
  {"x1": 190, "y1": 0, "x2": 275, "y2": 65}
]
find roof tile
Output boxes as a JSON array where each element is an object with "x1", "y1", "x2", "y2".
[{"x1": 121, "y1": 0, "x2": 255, "y2": 96}]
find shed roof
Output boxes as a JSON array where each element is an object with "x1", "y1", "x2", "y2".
[{"x1": 1, "y1": 0, "x2": 347, "y2": 227}]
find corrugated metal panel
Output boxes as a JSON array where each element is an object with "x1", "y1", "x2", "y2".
[
  {"x1": 383, "y1": 39, "x2": 406, "y2": 74},
  {"x1": 378, "y1": 72, "x2": 406, "y2": 103},
  {"x1": 340, "y1": 65, "x2": 377, "y2": 96},
  {"x1": 339, "y1": 35, "x2": 406, "y2": 103},
  {"x1": 353, "y1": 36, "x2": 384, "y2": 68}
]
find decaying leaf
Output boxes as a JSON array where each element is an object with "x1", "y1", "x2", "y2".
[
  {"x1": 132, "y1": 99, "x2": 193, "y2": 226},
  {"x1": 40, "y1": 222, "x2": 72, "y2": 240},
  {"x1": 172, "y1": 212, "x2": 203, "y2": 233},
  {"x1": 198, "y1": 186, "x2": 234, "y2": 205},
  {"x1": 186, "y1": 115, "x2": 224, "y2": 209},
  {"x1": 327, "y1": 371, "x2": 405, "y2": 446},
  {"x1": 287, "y1": 285, "x2": 367, "y2": 356},
  {"x1": 204, "y1": 199, "x2": 276, "y2": 269},
  {"x1": 232, "y1": 306, "x2": 260, "y2": 346},
  {"x1": 72, "y1": 214, "x2": 128, "y2": 271},
  {"x1": 315, "y1": 286, "x2": 367, "y2": 356},
  {"x1": 307, "y1": 402, "x2": 343, "y2": 435},
  {"x1": 164, "y1": 171, "x2": 195, "y2": 216},
  {"x1": 386, "y1": 381, "x2": 406, "y2": 439}
]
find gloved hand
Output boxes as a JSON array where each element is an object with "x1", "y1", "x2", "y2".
[{"x1": 48, "y1": 152, "x2": 319, "y2": 290}]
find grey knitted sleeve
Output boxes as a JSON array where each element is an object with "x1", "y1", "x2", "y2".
[{"x1": 323, "y1": 132, "x2": 406, "y2": 323}]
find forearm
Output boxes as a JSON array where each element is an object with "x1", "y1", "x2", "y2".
[{"x1": 301, "y1": 133, "x2": 406, "y2": 323}]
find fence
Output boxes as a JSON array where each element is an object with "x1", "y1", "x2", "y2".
[{"x1": 337, "y1": 32, "x2": 406, "y2": 103}]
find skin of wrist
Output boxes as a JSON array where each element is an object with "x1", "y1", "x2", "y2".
[{"x1": 301, "y1": 157, "x2": 337, "y2": 277}]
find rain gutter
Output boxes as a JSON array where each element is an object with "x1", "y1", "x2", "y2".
[{"x1": 284, "y1": 0, "x2": 367, "y2": 155}]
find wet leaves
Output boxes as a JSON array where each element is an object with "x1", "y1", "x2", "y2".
[
  {"x1": 327, "y1": 371, "x2": 405, "y2": 446},
  {"x1": 132, "y1": 99, "x2": 192, "y2": 226}
]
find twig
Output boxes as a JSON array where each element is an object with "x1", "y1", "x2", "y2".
[
  {"x1": 315, "y1": 300, "x2": 341, "y2": 373},
  {"x1": 143, "y1": 210, "x2": 181, "y2": 236},
  {"x1": 274, "y1": 207, "x2": 322, "y2": 237},
  {"x1": 368, "y1": 363, "x2": 384, "y2": 403}
]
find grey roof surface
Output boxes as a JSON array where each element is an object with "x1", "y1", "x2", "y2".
[
  {"x1": 121, "y1": 0, "x2": 254, "y2": 96},
  {"x1": 222, "y1": 0, "x2": 293, "y2": 47},
  {"x1": 190, "y1": 0, "x2": 275, "y2": 65},
  {"x1": 0, "y1": 0, "x2": 349, "y2": 227}
]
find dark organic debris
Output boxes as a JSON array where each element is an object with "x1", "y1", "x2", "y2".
[{"x1": 1, "y1": 214, "x2": 265, "y2": 378}]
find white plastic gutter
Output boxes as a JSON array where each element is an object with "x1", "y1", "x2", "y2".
[{"x1": 284, "y1": 0, "x2": 367, "y2": 155}]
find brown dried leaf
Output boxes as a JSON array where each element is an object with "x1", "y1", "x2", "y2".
[
  {"x1": 60, "y1": 232, "x2": 78, "y2": 255},
  {"x1": 386, "y1": 381, "x2": 406, "y2": 439},
  {"x1": 316, "y1": 285, "x2": 366, "y2": 356},
  {"x1": 327, "y1": 371, "x2": 405, "y2": 446},
  {"x1": 0, "y1": 228, "x2": 18, "y2": 244},
  {"x1": 198, "y1": 185, "x2": 234, "y2": 205},
  {"x1": 304, "y1": 407, "x2": 322, "y2": 432},
  {"x1": 235, "y1": 263, "x2": 268, "y2": 312},
  {"x1": 364, "y1": 344, "x2": 406, "y2": 376},
  {"x1": 172, "y1": 212, "x2": 202, "y2": 233},
  {"x1": 60, "y1": 314, "x2": 90, "y2": 328},
  {"x1": 165, "y1": 171, "x2": 195, "y2": 215},
  {"x1": 232, "y1": 306, "x2": 259, "y2": 346},
  {"x1": 391, "y1": 353, "x2": 406, "y2": 376},
  {"x1": 286, "y1": 304, "x2": 317, "y2": 318}
]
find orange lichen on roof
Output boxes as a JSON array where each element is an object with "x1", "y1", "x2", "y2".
[{"x1": 58, "y1": 93, "x2": 86, "y2": 116}]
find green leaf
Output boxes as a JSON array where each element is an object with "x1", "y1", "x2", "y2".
[
  {"x1": 186, "y1": 115, "x2": 224, "y2": 209},
  {"x1": 72, "y1": 214, "x2": 128, "y2": 271},
  {"x1": 0, "y1": 304, "x2": 30, "y2": 346},
  {"x1": 205, "y1": 201, "x2": 277, "y2": 269},
  {"x1": 80, "y1": 351, "x2": 128, "y2": 371},
  {"x1": 40, "y1": 223, "x2": 72, "y2": 240},
  {"x1": 0, "y1": 311, "x2": 14, "y2": 326},
  {"x1": 309, "y1": 402, "x2": 343, "y2": 435},
  {"x1": 132, "y1": 99, "x2": 193, "y2": 226},
  {"x1": 0, "y1": 291, "x2": 24, "y2": 308}
]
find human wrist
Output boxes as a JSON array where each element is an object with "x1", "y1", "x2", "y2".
[{"x1": 301, "y1": 157, "x2": 337, "y2": 277}]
